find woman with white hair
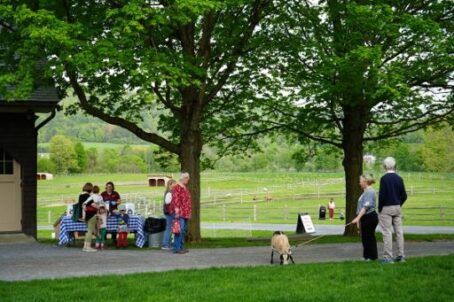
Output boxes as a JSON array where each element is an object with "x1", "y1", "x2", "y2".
[
  {"x1": 170, "y1": 172, "x2": 192, "y2": 254},
  {"x1": 351, "y1": 174, "x2": 379, "y2": 261}
]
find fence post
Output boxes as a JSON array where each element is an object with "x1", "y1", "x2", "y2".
[
  {"x1": 145, "y1": 204, "x2": 149, "y2": 216},
  {"x1": 253, "y1": 205, "x2": 257, "y2": 222},
  {"x1": 223, "y1": 204, "x2": 226, "y2": 222},
  {"x1": 284, "y1": 204, "x2": 288, "y2": 221},
  {"x1": 240, "y1": 190, "x2": 243, "y2": 204},
  {"x1": 48, "y1": 211, "x2": 51, "y2": 224},
  {"x1": 410, "y1": 185, "x2": 414, "y2": 195}
]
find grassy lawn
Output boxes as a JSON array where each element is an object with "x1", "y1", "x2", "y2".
[
  {"x1": 2, "y1": 254, "x2": 454, "y2": 302},
  {"x1": 37, "y1": 172, "x2": 454, "y2": 227}
]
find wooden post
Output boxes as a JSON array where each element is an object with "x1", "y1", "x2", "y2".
[
  {"x1": 223, "y1": 204, "x2": 226, "y2": 222},
  {"x1": 253, "y1": 205, "x2": 257, "y2": 222},
  {"x1": 284, "y1": 204, "x2": 288, "y2": 221},
  {"x1": 48, "y1": 211, "x2": 51, "y2": 224}
]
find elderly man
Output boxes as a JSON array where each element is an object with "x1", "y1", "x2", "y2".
[{"x1": 379, "y1": 157, "x2": 408, "y2": 263}]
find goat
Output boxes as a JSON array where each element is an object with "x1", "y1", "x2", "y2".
[{"x1": 270, "y1": 231, "x2": 295, "y2": 265}]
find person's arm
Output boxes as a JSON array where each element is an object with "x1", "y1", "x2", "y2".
[
  {"x1": 351, "y1": 208, "x2": 366, "y2": 228},
  {"x1": 378, "y1": 178, "x2": 385, "y2": 212},
  {"x1": 173, "y1": 187, "x2": 181, "y2": 217},
  {"x1": 83, "y1": 196, "x2": 93, "y2": 205},
  {"x1": 165, "y1": 192, "x2": 172, "y2": 205},
  {"x1": 400, "y1": 178, "x2": 407, "y2": 206}
]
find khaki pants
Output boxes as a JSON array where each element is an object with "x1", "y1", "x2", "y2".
[
  {"x1": 85, "y1": 216, "x2": 97, "y2": 244},
  {"x1": 379, "y1": 205, "x2": 404, "y2": 259}
]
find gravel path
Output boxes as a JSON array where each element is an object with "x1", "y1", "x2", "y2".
[{"x1": 1, "y1": 240, "x2": 453, "y2": 281}]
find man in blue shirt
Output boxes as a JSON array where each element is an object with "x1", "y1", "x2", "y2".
[{"x1": 379, "y1": 157, "x2": 407, "y2": 263}]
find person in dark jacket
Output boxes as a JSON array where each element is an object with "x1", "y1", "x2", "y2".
[
  {"x1": 379, "y1": 157, "x2": 408, "y2": 263},
  {"x1": 77, "y1": 182, "x2": 93, "y2": 221}
]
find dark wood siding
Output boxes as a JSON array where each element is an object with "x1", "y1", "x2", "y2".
[{"x1": 0, "y1": 112, "x2": 37, "y2": 238}]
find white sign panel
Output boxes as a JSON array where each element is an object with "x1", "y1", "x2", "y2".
[
  {"x1": 300, "y1": 214, "x2": 315, "y2": 233},
  {"x1": 125, "y1": 203, "x2": 135, "y2": 215},
  {"x1": 66, "y1": 204, "x2": 73, "y2": 217}
]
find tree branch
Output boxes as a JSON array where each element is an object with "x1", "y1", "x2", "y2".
[
  {"x1": 152, "y1": 82, "x2": 182, "y2": 117},
  {"x1": 365, "y1": 107, "x2": 454, "y2": 141},
  {"x1": 204, "y1": 0, "x2": 271, "y2": 105},
  {"x1": 66, "y1": 68, "x2": 180, "y2": 155}
]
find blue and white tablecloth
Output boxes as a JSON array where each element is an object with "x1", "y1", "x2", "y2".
[{"x1": 59, "y1": 215, "x2": 145, "y2": 248}]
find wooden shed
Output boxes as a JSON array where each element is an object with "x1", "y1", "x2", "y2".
[
  {"x1": 148, "y1": 175, "x2": 172, "y2": 187},
  {"x1": 0, "y1": 87, "x2": 60, "y2": 239}
]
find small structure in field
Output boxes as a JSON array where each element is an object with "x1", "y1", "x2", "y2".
[
  {"x1": 147, "y1": 175, "x2": 172, "y2": 187},
  {"x1": 37, "y1": 172, "x2": 53, "y2": 180}
]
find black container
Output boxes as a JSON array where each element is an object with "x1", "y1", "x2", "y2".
[
  {"x1": 144, "y1": 217, "x2": 167, "y2": 234},
  {"x1": 319, "y1": 206, "x2": 326, "y2": 220}
]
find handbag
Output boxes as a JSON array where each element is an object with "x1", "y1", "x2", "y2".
[{"x1": 172, "y1": 218, "x2": 181, "y2": 235}]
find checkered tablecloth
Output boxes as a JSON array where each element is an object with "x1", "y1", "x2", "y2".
[{"x1": 59, "y1": 215, "x2": 145, "y2": 248}]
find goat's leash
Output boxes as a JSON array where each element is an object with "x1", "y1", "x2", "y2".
[{"x1": 292, "y1": 222, "x2": 354, "y2": 249}]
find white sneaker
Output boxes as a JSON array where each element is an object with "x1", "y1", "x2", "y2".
[{"x1": 83, "y1": 248, "x2": 97, "y2": 252}]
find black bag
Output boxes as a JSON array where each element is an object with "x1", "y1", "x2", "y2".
[
  {"x1": 144, "y1": 217, "x2": 166, "y2": 234},
  {"x1": 71, "y1": 203, "x2": 81, "y2": 222}
]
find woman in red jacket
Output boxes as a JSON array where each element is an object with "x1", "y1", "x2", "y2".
[{"x1": 171, "y1": 172, "x2": 192, "y2": 254}]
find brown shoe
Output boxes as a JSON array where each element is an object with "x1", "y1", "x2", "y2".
[{"x1": 176, "y1": 250, "x2": 186, "y2": 254}]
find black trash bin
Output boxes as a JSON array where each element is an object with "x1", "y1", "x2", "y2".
[
  {"x1": 144, "y1": 217, "x2": 167, "y2": 247},
  {"x1": 144, "y1": 217, "x2": 166, "y2": 233},
  {"x1": 318, "y1": 206, "x2": 326, "y2": 220}
]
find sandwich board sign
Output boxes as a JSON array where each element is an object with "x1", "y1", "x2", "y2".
[{"x1": 296, "y1": 213, "x2": 315, "y2": 234}]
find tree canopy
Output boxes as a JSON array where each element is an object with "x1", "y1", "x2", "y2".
[
  {"x1": 255, "y1": 0, "x2": 454, "y2": 234},
  {"x1": 0, "y1": 0, "x2": 277, "y2": 241}
]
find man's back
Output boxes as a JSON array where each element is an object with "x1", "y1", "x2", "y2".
[{"x1": 378, "y1": 173, "x2": 407, "y2": 212}]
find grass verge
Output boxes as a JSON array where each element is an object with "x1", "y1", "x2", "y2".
[{"x1": 1, "y1": 254, "x2": 454, "y2": 302}]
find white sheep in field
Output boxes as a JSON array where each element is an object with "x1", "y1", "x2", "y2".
[{"x1": 270, "y1": 231, "x2": 295, "y2": 265}]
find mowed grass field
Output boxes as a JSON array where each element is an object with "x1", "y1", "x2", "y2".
[
  {"x1": 37, "y1": 172, "x2": 454, "y2": 229},
  {"x1": 2, "y1": 255, "x2": 454, "y2": 302}
]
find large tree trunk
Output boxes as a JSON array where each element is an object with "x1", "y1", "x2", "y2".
[
  {"x1": 179, "y1": 128, "x2": 203, "y2": 243},
  {"x1": 342, "y1": 108, "x2": 366, "y2": 236}
]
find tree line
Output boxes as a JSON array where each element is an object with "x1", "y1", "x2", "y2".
[{"x1": 39, "y1": 125, "x2": 454, "y2": 174}]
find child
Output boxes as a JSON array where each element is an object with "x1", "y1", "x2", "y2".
[
  {"x1": 116, "y1": 205, "x2": 129, "y2": 249},
  {"x1": 95, "y1": 204, "x2": 108, "y2": 250},
  {"x1": 82, "y1": 185, "x2": 104, "y2": 221}
]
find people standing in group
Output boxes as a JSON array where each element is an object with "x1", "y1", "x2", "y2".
[
  {"x1": 95, "y1": 204, "x2": 108, "y2": 250},
  {"x1": 162, "y1": 179, "x2": 177, "y2": 250},
  {"x1": 171, "y1": 172, "x2": 192, "y2": 254},
  {"x1": 82, "y1": 183, "x2": 99, "y2": 252},
  {"x1": 328, "y1": 198, "x2": 335, "y2": 220},
  {"x1": 101, "y1": 181, "x2": 122, "y2": 244},
  {"x1": 351, "y1": 175, "x2": 379, "y2": 261},
  {"x1": 378, "y1": 157, "x2": 407, "y2": 263}
]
